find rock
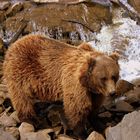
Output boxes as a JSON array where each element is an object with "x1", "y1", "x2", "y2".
[
  {"x1": 19, "y1": 127, "x2": 51, "y2": 140},
  {"x1": 58, "y1": 134, "x2": 75, "y2": 140},
  {"x1": 0, "y1": 38, "x2": 4, "y2": 56},
  {"x1": 0, "y1": 1, "x2": 11, "y2": 10},
  {"x1": 115, "y1": 100, "x2": 134, "y2": 112},
  {"x1": 87, "y1": 131, "x2": 105, "y2": 140},
  {"x1": 0, "y1": 113, "x2": 17, "y2": 127},
  {"x1": 0, "y1": 106, "x2": 3, "y2": 114},
  {"x1": 6, "y1": 2, "x2": 23, "y2": 17},
  {"x1": 19, "y1": 122, "x2": 35, "y2": 133},
  {"x1": 98, "y1": 111, "x2": 112, "y2": 118},
  {"x1": 53, "y1": 126, "x2": 62, "y2": 135},
  {"x1": 116, "y1": 79, "x2": 134, "y2": 95},
  {"x1": 5, "y1": 127, "x2": 20, "y2": 139},
  {"x1": 106, "y1": 110, "x2": 140, "y2": 140},
  {"x1": 0, "y1": 97, "x2": 4, "y2": 105},
  {"x1": 124, "y1": 86, "x2": 140, "y2": 104},
  {"x1": 10, "y1": 111, "x2": 20, "y2": 123},
  {"x1": 0, "y1": 128, "x2": 16, "y2": 140},
  {"x1": 0, "y1": 11, "x2": 5, "y2": 22},
  {"x1": 128, "y1": 0, "x2": 140, "y2": 14},
  {"x1": 33, "y1": 0, "x2": 87, "y2": 4},
  {"x1": 4, "y1": 2, "x2": 112, "y2": 44}
]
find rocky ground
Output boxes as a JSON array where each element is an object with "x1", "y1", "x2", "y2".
[{"x1": 0, "y1": 0, "x2": 140, "y2": 140}]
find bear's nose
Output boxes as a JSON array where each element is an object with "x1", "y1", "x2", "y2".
[{"x1": 110, "y1": 91, "x2": 116, "y2": 97}]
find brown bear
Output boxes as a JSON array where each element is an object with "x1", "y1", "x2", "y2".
[{"x1": 3, "y1": 34, "x2": 119, "y2": 139}]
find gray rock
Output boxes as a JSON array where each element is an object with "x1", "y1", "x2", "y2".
[
  {"x1": 0, "y1": 1, "x2": 11, "y2": 10},
  {"x1": 106, "y1": 110, "x2": 140, "y2": 140},
  {"x1": 87, "y1": 131, "x2": 105, "y2": 140}
]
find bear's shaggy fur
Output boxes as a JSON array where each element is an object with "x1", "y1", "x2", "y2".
[{"x1": 3, "y1": 34, "x2": 119, "y2": 138}]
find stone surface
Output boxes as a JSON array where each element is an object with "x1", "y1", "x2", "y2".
[
  {"x1": 115, "y1": 100, "x2": 134, "y2": 112},
  {"x1": 3, "y1": 2, "x2": 112, "y2": 44},
  {"x1": 125, "y1": 86, "x2": 140, "y2": 104},
  {"x1": 128, "y1": 0, "x2": 140, "y2": 14},
  {"x1": 0, "y1": 128, "x2": 16, "y2": 140},
  {"x1": 0, "y1": 1, "x2": 11, "y2": 10},
  {"x1": 87, "y1": 131, "x2": 105, "y2": 140},
  {"x1": 5, "y1": 127, "x2": 20, "y2": 139},
  {"x1": 10, "y1": 111, "x2": 20, "y2": 123},
  {"x1": 58, "y1": 134, "x2": 75, "y2": 140},
  {"x1": 0, "y1": 11, "x2": 5, "y2": 22},
  {"x1": 19, "y1": 122, "x2": 35, "y2": 133},
  {"x1": 19, "y1": 128, "x2": 51, "y2": 140},
  {"x1": 106, "y1": 110, "x2": 140, "y2": 140},
  {"x1": 0, "y1": 113, "x2": 17, "y2": 127},
  {"x1": 6, "y1": 2, "x2": 23, "y2": 17},
  {"x1": 116, "y1": 79, "x2": 134, "y2": 95}
]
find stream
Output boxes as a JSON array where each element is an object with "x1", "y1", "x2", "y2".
[{"x1": 89, "y1": 7, "x2": 140, "y2": 82}]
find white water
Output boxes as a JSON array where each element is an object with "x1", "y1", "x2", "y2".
[{"x1": 89, "y1": 8, "x2": 140, "y2": 82}]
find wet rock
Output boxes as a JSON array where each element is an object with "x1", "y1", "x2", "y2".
[
  {"x1": 58, "y1": 134, "x2": 75, "y2": 140},
  {"x1": 0, "y1": 1, "x2": 11, "y2": 10},
  {"x1": 116, "y1": 79, "x2": 134, "y2": 95},
  {"x1": 128, "y1": 0, "x2": 140, "y2": 14},
  {"x1": 0, "y1": 128, "x2": 16, "y2": 140},
  {"x1": 4, "y1": 2, "x2": 112, "y2": 44},
  {"x1": 87, "y1": 131, "x2": 105, "y2": 140},
  {"x1": 115, "y1": 100, "x2": 134, "y2": 112},
  {"x1": 0, "y1": 113, "x2": 17, "y2": 127},
  {"x1": 106, "y1": 110, "x2": 140, "y2": 140},
  {"x1": 0, "y1": 11, "x2": 5, "y2": 22},
  {"x1": 6, "y1": 2, "x2": 23, "y2": 17},
  {"x1": 5, "y1": 127, "x2": 20, "y2": 139}
]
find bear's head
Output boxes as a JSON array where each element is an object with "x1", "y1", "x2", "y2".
[{"x1": 80, "y1": 52, "x2": 120, "y2": 97}]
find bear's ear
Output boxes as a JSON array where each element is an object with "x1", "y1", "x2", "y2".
[
  {"x1": 79, "y1": 58, "x2": 96, "y2": 87},
  {"x1": 78, "y1": 42, "x2": 94, "y2": 51},
  {"x1": 109, "y1": 52, "x2": 120, "y2": 62}
]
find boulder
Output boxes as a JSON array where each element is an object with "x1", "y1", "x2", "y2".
[
  {"x1": 0, "y1": 1, "x2": 11, "y2": 10},
  {"x1": 5, "y1": 127, "x2": 20, "y2": 139},
  {"x1": 0, "y1": 128, "x2": 16, "y2": 140},
  {"x1": 4, "y1": 1, "x2": 112, "y2": 44},
  {"x1": 6, "y1": 2, "x2": 23, "y2": 17},
  {"x1": 0, "y1": 11, "x2": 5, "y2": 22},
  {"x1": 87, "y1": 131, "x2": 105, "y2": 140},
  {"x1": 128, "y1": 0, "x2": 140, "y2": 14},
  {"x1": 106, "y1": 110, "x2": 140, "y2": 140},
  {"x1": 0, "y1": 113, "x2": 17, "y2": 127}
]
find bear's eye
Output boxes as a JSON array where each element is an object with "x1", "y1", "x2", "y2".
[{"x1": 101, "y1": 77, "x2": 107, "y2": 82}]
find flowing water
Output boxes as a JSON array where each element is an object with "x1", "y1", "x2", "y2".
[{"x1": 89, "y1": 7, "x2": 140, "y2": 82}]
